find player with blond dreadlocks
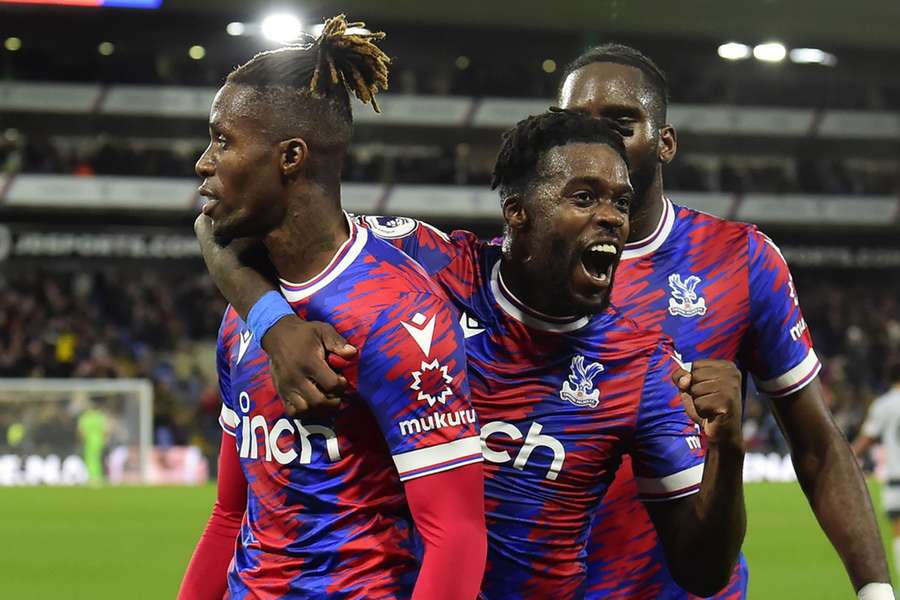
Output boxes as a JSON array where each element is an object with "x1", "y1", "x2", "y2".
[{"x1": 178, "y1": 15, "x2": 487, "y2": 600}]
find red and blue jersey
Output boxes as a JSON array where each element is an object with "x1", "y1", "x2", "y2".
[
  {"x1": 215, "y1": 216, "x2": 481, "y2": 599},
  {"x1": 358, "y1": 216, "x2": 706, "y2": 599},
  {"x1": 584, "y1": 198, "x2": 819, "y2": 599}
]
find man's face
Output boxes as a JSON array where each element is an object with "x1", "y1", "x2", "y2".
[
  {"x1": 511, "y1": 143, "x2": 632, "y2": 313},
  {"x1": 558, "y1": 62, "x2": 662, "y2": 207},
  {"x1": 195, "y1": 84, "x2": 286, "y2": 244}
]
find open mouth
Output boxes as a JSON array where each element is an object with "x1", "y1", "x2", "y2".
[{"x1": 580, "y1": 242, "x2": 618, "y2": 285}]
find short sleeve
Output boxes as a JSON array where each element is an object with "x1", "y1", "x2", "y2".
[
  {"x1": 355, "y1": 216, "x2": 482, "y2": 304},
  {"x1": 743, "y1": 228, "x2": 821, "y2": 397},
  {"x1": 216, "y1": 308, "x2": 240, "y2": 438},
  {"x1": 356, "y1": 292, "x2": 482, "y2": 482},
  {"x1": 861, "y1": 398, "x2": 887, "y2": 439},
  {"x1": 632, "y1": 340, "x2": 706, "y2": 503}
]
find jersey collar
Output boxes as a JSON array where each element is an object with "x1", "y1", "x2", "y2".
[
  {"x1": 490, "y1": 261, "x2": 590, "y2": 333},
  {"x1": 280, "y1": 213, "x2": 367, "y2": 302},
  {"x1": 621, "y1": 196, "x2": 675, "y2": 261}
]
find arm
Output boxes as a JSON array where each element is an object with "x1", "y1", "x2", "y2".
[
  {"x1": 853, "y1": 434, "x2": 878, "y2": 459},
  {"x1": 644, "y1": 359, "x2": 746, "y2": 597},
  {"x1": 743, "y1": 228, "x2": 890, "y2": 592},
  {"x1": 405, "y1": 463, "x2": 487, "y2": 600},
  {"x1": 771, "y1": 380, "x2": 890, "y2": 591},
  {"x1": 194, "y1": 214, "x2": 277, "y2": 318},
  {"x1": 177, "y1": 433, "x2": 247, "y2": 600},
  {"x1": 195, "y1": 214, "x2": 354, "y2": 413},
  {"x1": 356, "y1": 294, "x2": 486, "y2": 597}
]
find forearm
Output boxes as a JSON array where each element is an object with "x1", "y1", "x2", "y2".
[
  {"x1": 852, "y1": 435, "x2": 876, "y2": 460},
  {"x1": 792, "y1": 427, "x2": 889, "y2": 590},
  {"x1": 178, "y1": 434, "x2": 247, "y2": 600},
  {"x1": 177, "y1": 511, "x2": 241, "y2": 600},
  {"x1": 406, "y1": 463, "x2": 487, "y2": 600},
  {"x1": 773, "y1": 381, "x2": 890, "y2": 590},
  {"x1": 658, "y1": 444, "x2": 746, "y2": 596},
  {"x1": 413, "y1": 521, "x2": 486, "y2": 600},
  {"x1": 195, "y1": 214, "x2": 278, "y2": 319}
]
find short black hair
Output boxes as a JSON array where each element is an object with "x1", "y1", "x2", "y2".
[
  {"x1": 226, "y1": 14, "x2": 389, "y2": 151},
  {"x1": 490, "y1": 108, "x2": 628, "y2": 197},
  {"x1": 561, "y1": 43, "x2": 669, "y2": 125}
]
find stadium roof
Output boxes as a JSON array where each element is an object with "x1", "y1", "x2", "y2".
[{"x1": 162, "y1": 0, "x2": 900, "y2": 51}]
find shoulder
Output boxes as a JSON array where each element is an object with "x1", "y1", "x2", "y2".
[
  {"x1": 673, "y1": 201, "x2": 756, "y2": 246},
  {"x1": 356, "y1": 233, "x2": 448, "y2": 298},
  {"x1": 324, "y1": 234, "x2": 453, "y2": 344},
  {"x1": 877, "y1": 390, "x2": 900, "y2": 410}
]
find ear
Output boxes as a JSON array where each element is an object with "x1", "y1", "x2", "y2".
[
  {"x1": 658, "y1": 124, "x2": 677, "y2": 164},
  {"x1": 279, "y1": 137, "x2": 308, "y2": 176},
  {"x1": 501, "y1": 194, "x2": 528, "y2": 231}
]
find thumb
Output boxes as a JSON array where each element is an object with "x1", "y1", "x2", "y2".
[
  {"x1": 317, "y1": 325, "x2": 356, "y2": 357},
  {"x1": 672, "y1": 367, "x2": 692, "y2": 391}
]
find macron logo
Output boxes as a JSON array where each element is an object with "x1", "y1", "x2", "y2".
[
  {"x1": 401, "y1": 312, "x2": 436, "y2": 357},
  {"x1": 236, "y1": 330, "x2": 253, "y2": 365},
  {"x1": 459, "y1": 313, "x2": 484, "y2": 339}
]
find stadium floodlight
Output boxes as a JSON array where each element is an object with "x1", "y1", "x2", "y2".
[
  {"x1": 188, "y1": 45, "x2": 206, "y2": 60},
  {"x1": 4, "y1": 37, "x2": 22, "y2": 51},
  {"x1": 789, "y1": 48, "x2": 837, "y2": 66},
  {"x1": 753, "y1": 42, "x2": 786, "y2": 63},
  {"x1": 226, "y1": 21, "x2": 246, "y2": 36},
  {"x1": 717, "y1": 42, "x2": 751, "y2": 61},
  {"x1": 262, "y1": 13, "x2": 303, "y2": 43}
]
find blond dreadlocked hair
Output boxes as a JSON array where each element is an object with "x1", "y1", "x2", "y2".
[
  {"x1": 224, "y1": 14, "x2": 390, "y2": 157},
  {"x1": 309, "y1": 14, "x2": 390, "y2": 113},
  {"x1": 227, "y1": 14, "x2": 389, "y2": 114}
]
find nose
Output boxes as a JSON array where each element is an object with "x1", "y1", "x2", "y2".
[
  {"x1": 195, "y1": 145, "x2": 214, "y2": 178},
  {"x1": 593, "y1": 199, "x2": 625, "y2": 231}
]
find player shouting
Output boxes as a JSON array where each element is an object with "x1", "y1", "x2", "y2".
[{"x1": 178, "y1": 16, "x2": 486, "y2": 600}]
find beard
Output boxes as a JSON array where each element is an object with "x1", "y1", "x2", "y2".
[{"x1": 521, "y1": 231, "x2": 588, "y2": 316}]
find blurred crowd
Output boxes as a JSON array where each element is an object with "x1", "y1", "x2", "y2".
[
  {"x1": 0, "y1": 269, "x2": 226, "y2": 458},
  {"x1": 3, "y1": 134, "x2": 898, "y2": 196},
  {"x1": 742, "y1": 278, "x2": 900, "y2": 454},
  {"x1": 1, "y1": 266, "x2": 899, "y2": 462}
]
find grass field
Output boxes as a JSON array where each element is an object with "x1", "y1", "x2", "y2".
[{"x1": 0, "y1": 482, "x2": 893, "y2": 599}]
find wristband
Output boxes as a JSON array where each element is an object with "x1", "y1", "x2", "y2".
[
  {"x1": 246, "y1": 291, "x2": 295, "y2": 343},
  {"x1": 859, "y1": 583, "x2": 894, "y2": 600}
]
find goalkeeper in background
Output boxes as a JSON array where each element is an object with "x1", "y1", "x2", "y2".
[{"x1": 77, "y1": 400, "x2": 108, "y2": 486}]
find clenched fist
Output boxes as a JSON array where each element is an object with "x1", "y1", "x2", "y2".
[{"x1": 672, "y1": 359, "x2": 743, "y2": 450}]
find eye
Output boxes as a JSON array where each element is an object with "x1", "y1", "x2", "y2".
[
  {"x1": 614, "y1": 195, "x2": 631, "y2": 213},
  {"x1": 572, "y1": 191, "x2": 595, "y2": 206},
  {"x1": 216, "y1": 134, "x2": 228, "y2": 149}
]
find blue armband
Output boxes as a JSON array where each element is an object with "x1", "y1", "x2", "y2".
[{"x1": 246, "y1": 291, "x2": 294, "y2": 343}]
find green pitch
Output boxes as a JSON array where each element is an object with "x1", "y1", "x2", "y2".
[{"x1": 0, "y1": 482, "x2": 893, "y2": 598}]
